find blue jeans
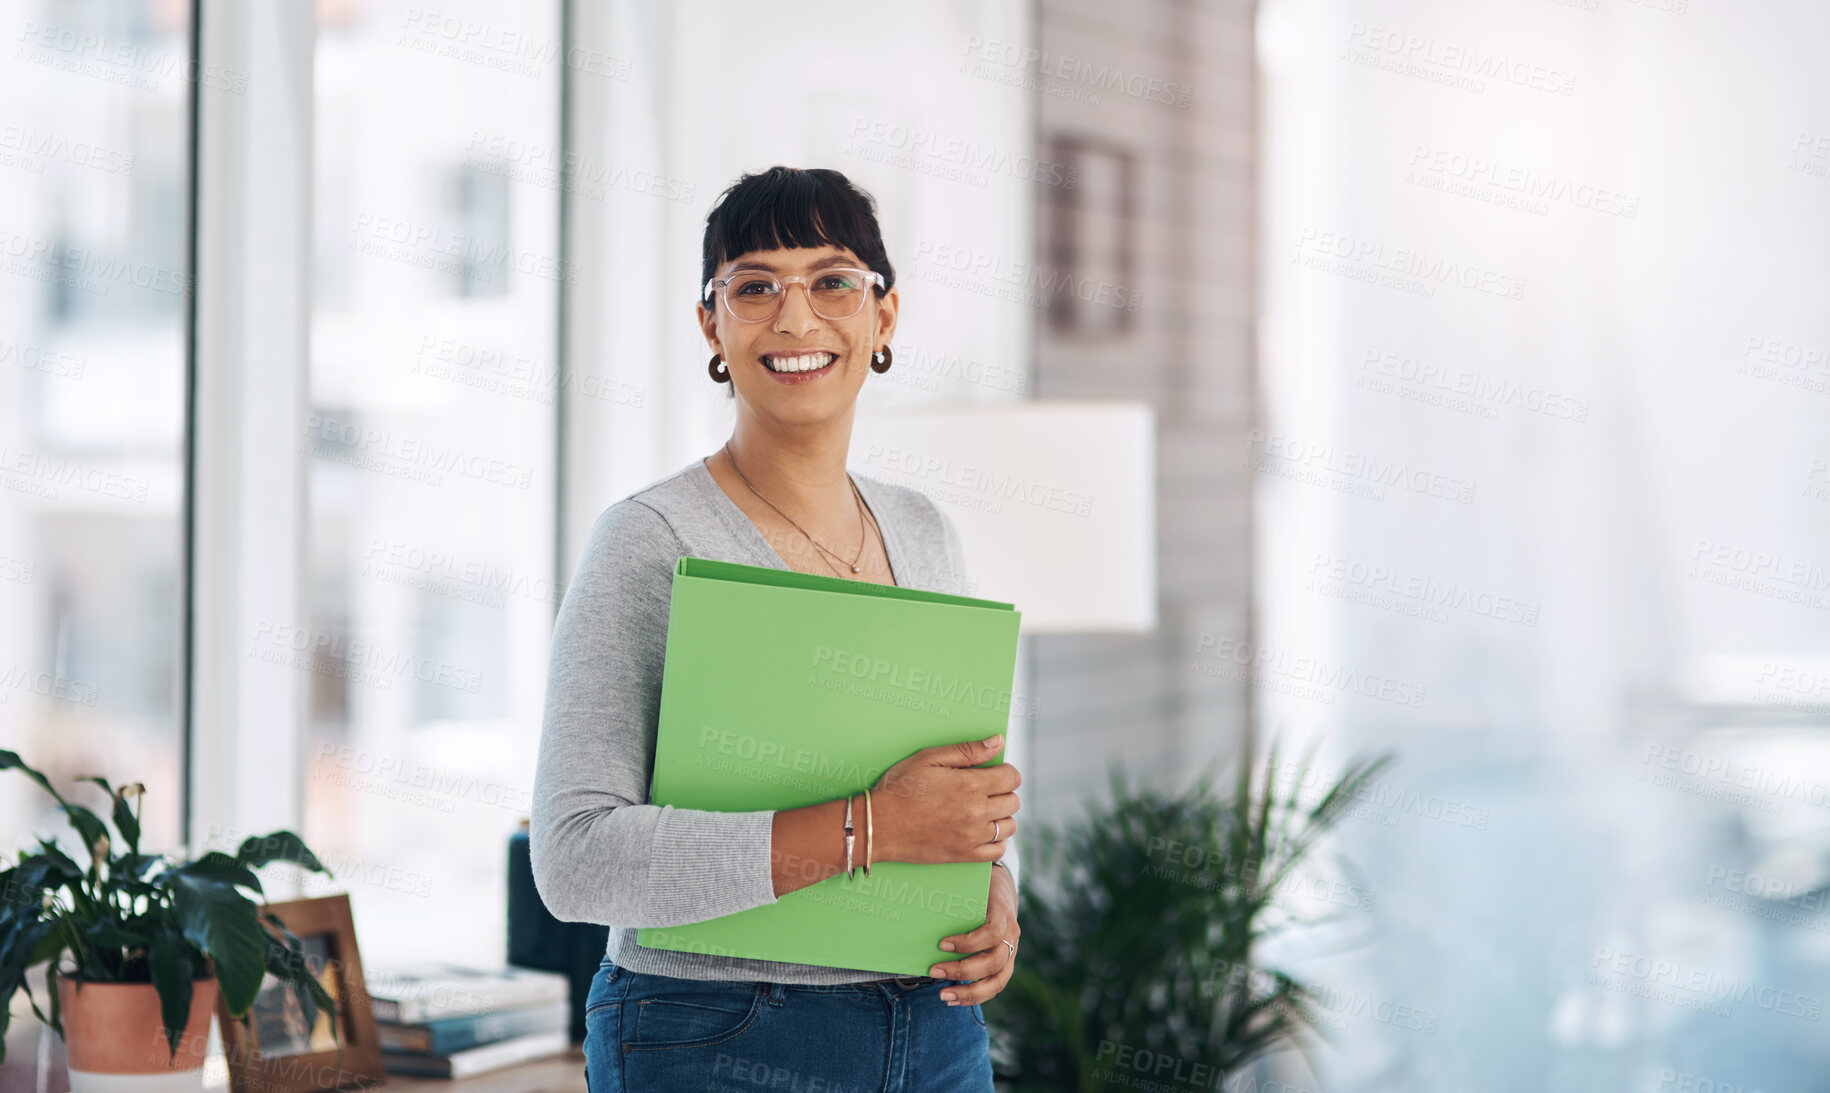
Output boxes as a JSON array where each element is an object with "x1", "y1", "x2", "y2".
[{"x1": 582, "y1": 956, "x2": 994, "y2": 1093}]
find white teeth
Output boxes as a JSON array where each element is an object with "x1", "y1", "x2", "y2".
[{"x1": 764, "y1": 352, "x2": 836, "y2": 373}]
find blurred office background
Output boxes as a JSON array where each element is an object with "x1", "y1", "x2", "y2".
[{"x1": 2, "y1": 0, "x2": 1826, "y2": 1089}]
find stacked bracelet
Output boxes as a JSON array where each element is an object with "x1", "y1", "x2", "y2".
[
  {"x1": 863, "y1": 787, "x2": 874, "y2": 877},
  {"x1": 843, "y1": 794, "x2": 857, "y2": 880}
]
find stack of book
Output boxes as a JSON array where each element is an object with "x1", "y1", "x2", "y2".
[{"x1": 364, "y1": 962, "x2": 572, "y2": 1078}]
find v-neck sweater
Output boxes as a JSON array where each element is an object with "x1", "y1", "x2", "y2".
[{"x1": 530, "y1": 457, "x2": 1021, "y2": 984}]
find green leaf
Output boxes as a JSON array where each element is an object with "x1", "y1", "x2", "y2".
[
  {"x1": 166, "y1": 875, "x2": 267, "y2": 1014},
  {"x1": 235, "y1": 831, "x2": 330, "y2": 876},
  {"x1": 109, "y1": 785, "x2": 142, "y2": 857},
  {"x1": 59, "y1": 804, "x2": 111, "y2": 867},
  {"x1": 18, "y1": 842, "x2": 85, "y2": 888},
  {"x1": 146, "y1": 924, "x2": 194, "y2": 1064},
  {"x1": 84, "y1": 920, "x2": 152, "y2": 953},
  {"x1": 259, "y1": 921, "x2": 328, "y2": 1037},
  {"x1": 1, "y1": 750, "x2": 68, "y2": 807},
  {"x1": 171, "y1": 852, "x2": 263, "y2": 897},
  {"x1": 0, "y1": 920, "x2": 59, "y2": 1013}
]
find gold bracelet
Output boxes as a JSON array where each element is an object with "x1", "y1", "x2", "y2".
[{"x1": 863, "y1": 787, "x2": 874, "y2": 877}]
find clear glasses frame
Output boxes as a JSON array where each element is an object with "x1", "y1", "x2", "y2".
[{"x1": 702, "y1": 266, "x2": 887, "y2": 323}]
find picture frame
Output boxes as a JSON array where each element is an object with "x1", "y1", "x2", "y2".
[{"x1": 216, "y1": 892, "x2": 386, "y2": 1093}]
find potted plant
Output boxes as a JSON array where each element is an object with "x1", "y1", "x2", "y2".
[
  {"x1": 989, "y1": 739, "x2": 1392, "y2": 1092},
  {"x1": 0, "y1": 750, "x2": 342, "y2": 1092}
]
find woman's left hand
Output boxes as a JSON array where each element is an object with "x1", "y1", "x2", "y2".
[{"x1": 928, "y1": 863, "x2": 1019, "y2": 1005}]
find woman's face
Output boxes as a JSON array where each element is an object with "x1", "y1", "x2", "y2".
[{"x1": 697, "y1": 243, "x2": 898, "y2": 426}]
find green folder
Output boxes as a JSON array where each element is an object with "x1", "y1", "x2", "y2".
[{"x1": 635, "y1": 556, "x2": 1022, "y2": 977}]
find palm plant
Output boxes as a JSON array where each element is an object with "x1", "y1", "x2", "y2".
[
  {"x1": 0, "y1": 750, "x2": 341, "y2": 1063},
  {"x1": 989, "y1": 738, "x2": 1393, "y2": 1092}
]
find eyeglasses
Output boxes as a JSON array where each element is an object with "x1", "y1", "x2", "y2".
[{"x1": 703, "y1": 266, "x2": 886, "y2": 323}]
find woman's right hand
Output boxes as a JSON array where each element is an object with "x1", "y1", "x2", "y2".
[{"x1": 868, "y1": 734, "x2": 1020, "y2": 866}]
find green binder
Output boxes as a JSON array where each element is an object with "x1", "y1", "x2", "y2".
[{"x1": 635, "y1": 556, "x2": 1022, "y2": 977}]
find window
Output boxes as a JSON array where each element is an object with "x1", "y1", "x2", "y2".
[
  {"x1": 0, "y1": 0, "x2": 192, "y2": 856},
  {"x1": 304, "y1": 1, "x2": 561, "y2": 965}
]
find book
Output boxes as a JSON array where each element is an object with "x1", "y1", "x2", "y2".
[
  {"x1": 379, "y1": 1030, "x2": 569, "y2": 1079},
  {"x1": 378, "y1": 999, "x2": 570, "y2": 1055},
  {"x1": 361, "y1": 962, "x2": 569, "y2": 1025},
  {"x1": 635, "y1": 556, "x2": 1022, "y2": 977}
]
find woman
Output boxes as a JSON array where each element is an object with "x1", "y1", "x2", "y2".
[{"x1": 530, "y1": 166, "x2": 1022, "y2": 1093}]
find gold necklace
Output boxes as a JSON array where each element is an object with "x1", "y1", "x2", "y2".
[{"x1": 723, "y1": 440, "x2": 873, "y2": 576}]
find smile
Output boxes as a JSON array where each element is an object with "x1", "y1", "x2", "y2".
[{"x1": 762, "y1": 351, "x2": 838, "y2": 375}]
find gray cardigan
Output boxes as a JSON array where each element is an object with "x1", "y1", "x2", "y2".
[{"x1": 530, "y1": 456, "x2": 1021, "y2": 984}]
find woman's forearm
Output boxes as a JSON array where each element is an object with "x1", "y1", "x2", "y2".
[{"x1": 770, "y1": 793, "x2": 885, "y2": 897}]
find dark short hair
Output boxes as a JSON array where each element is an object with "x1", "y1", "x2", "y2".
[{"x1": 699, "y1": 166, "x2": 896, "y2": 308}]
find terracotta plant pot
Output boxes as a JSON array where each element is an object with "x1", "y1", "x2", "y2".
[{"x1": 56, "y1": 976, "x2": 219, "y2": 1093}]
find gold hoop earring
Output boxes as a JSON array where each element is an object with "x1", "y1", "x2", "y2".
[
  {"x1": 871, "y1": 347, "x2": 893, "y2": 374},
  {"x1": 708, "y1": 353, "x2": 730, "y2": 383}
]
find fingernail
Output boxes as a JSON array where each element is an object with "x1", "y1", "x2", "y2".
[
  {"x1": 940, "y1": 941, "x2": 956, "y2": 951},
  {"x1": 941, "y1": 991, "x2": 956, "y2": 1002},
  {"x1": 982, "y1": 734, "x2": 1003, "y2": 747}
]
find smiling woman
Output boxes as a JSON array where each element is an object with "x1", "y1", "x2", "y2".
[{"x1": 530, "y1": 167, "x2": 1021, "y2": 1093}]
